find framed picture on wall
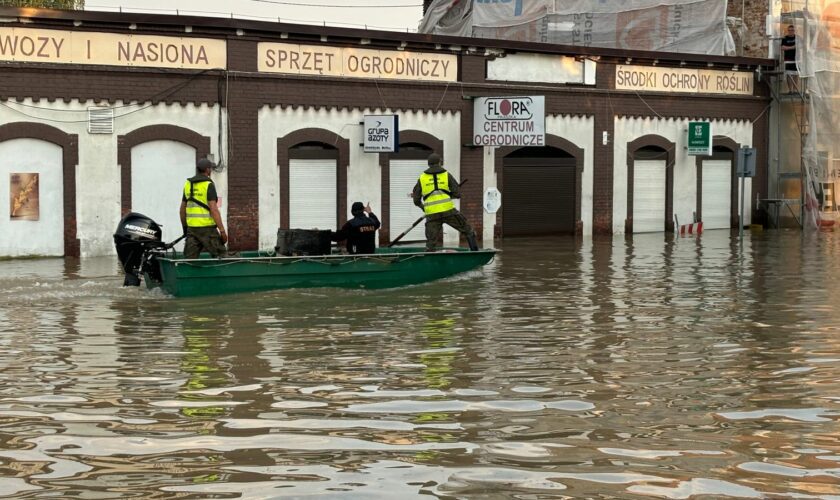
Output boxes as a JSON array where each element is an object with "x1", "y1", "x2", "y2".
[{"x1": 10, "y1": 173, "x2": 39, "y2": 221}]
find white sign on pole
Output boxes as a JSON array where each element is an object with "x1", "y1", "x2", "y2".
[
  {"x1": 483, "y1": 187, "x2": 502, "y2": 214},
  {"x1": 473, "y1": 96, "x2": 545, "y2": 147},
  {"x1": 363, "y1": 115, "x2": 399, "y2": 153}
]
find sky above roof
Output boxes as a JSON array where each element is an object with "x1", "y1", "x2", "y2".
[{"x1": 86, "y1": 0, "x2": 425, "y2": 32}]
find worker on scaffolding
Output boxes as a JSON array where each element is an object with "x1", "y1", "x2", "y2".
[{"x1": 781, "y1": 24, "x2": 800, "y2": 94}]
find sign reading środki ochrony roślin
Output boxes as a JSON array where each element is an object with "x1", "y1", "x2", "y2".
[
  {"x1": 259, "y1": 42, "x2": 456, "y2": 82},
  {"x1": 687, "y1": 121, "x2": 712, "y2": 156},
  {"x1": 0, "y1": 27, "x2": 226, "y2": 69},
  {"x1": 473, "y1": 96, "x2": 545, "y2": 147},
  {"x1": 363, "y1": 115, "x2": 399, "y2": 153},
  {"x1": 615, "y1": 65, "x2": 754, "y2": 95}
]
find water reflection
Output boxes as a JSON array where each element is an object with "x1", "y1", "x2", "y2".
[{"x1": 0, "y1": 230, "x2": 839, "y2": 498}]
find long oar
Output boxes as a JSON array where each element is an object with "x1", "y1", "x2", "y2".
[
  {"x1": 387, "y1": 215, "x2": 425, "y2": 247},
  {"x1": 387, "y1": 178, "x2": 467, "y2": 248},
  {"x1": 165, "y1": 234, "x2": 187, "y2": 249}
]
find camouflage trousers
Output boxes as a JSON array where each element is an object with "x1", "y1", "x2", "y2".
[
  {"x1": 184, "y1": 226, "x2": 228, "y2": 258},
  {"x1": 424, "y1": 210, "x2": 476, "y2": 251}
]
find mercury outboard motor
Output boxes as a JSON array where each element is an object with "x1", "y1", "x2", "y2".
[{"x1": 114, "y1": 212, "x2": 166, "y2": 286}]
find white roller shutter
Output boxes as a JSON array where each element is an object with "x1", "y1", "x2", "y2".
[
  {"x1": 633, "y1": 160, "x2": 666, "y2": 233},
  {"x1": 390, "y1": 160, "x2": 428, "y2": 242},
  {"x1": 701, "y1": 159, "x2": 731, "y2": 230},
  {"x1": 289, "y1": 159, "x2": 337, "y2": 230}
]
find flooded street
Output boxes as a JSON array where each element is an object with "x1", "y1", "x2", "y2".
[{"x1": 1, "y1": 230, "x2": 840, "y2": 499}]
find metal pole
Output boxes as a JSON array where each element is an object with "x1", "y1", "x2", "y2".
[{"x1": 739, "y1": 174, "x2": 746, "y2": 242}]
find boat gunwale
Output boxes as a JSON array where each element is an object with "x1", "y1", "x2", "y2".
[{"x1": 155, "y1": 248, "x2": 499, "y2": 265}]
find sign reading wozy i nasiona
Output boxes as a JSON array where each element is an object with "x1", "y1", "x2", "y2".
[{"x1": 0, "y1": 27, "x2": 227, "y2": 69}]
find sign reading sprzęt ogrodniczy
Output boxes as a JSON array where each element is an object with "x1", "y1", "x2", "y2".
[{"x1": 473, "y1": 96, "x2": 545, "y2": 147}]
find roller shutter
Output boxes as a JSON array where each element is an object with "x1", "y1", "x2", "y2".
[
  {"x1": 503, "y1": 157, "x2": 576, "y2": 236},
  {"x1": 289, "y1": 159, "x2": 337, "y2": 230},
  {"x1": 390, "y1": 159, "x2": 428, "y2": 242},
  {"x1": 701, "y1": 159, "x2": 731, "y2": 230},
  {"x1": 633, "y1": 160, "x2": 666, "y2": 233}
]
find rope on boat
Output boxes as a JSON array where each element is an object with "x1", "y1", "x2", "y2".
[{"x1": 171, "y1": 253, "x2": 423, "y2": 268}]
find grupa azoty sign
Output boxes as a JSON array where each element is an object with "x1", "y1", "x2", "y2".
[
  {"x1": 363, "y1": 115, "x2": 399, "y2": 153},
  {"x1": 473, "y1": 96, "x2": 545, "y2": 147}
]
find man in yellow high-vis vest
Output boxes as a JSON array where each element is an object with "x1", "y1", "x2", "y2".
[
  {"x1": 412, "y1": 153, "x2": 478, "y2": 252},
  {"x1": 179, "y1": 158, "x2": 228, "y2": 259}
]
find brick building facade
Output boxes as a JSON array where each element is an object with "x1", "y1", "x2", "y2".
[{"x1": 0, "y1": 7, "x2": 774, "y2": 257}]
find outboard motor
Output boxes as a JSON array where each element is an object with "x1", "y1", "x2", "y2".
[{"x1": 114, "y1": 212, "x2": 165, "y2": 286}]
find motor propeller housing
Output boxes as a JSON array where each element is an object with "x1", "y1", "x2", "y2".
[{"x1": 113, "y1": 212, "x2": 165, "y2": 286}]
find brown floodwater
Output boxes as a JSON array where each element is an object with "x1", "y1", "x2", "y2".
[{"x1": 1, "y1": 230, "x2": 839, "y2": 499}]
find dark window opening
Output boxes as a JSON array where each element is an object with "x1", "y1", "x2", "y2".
[
  {"x1": 290, "y1": 141, "x2": 338, "y2": 160},
  {"x1": 634, "y1": 145, "x2": 668, "y2": 161}
]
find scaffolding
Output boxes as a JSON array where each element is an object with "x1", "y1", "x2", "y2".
[{"x1": 766, "y1": 1, "x2": 840, "y2": 230}]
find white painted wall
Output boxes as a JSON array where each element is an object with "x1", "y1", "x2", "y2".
[
  {"x1": 131, "y1": 141, "x2": 197, "y2": 250},
  {"x1": 483, "y1": 115, "x2": 595, "y2": 237},
  {"x1": 258, "y1": 106, "x2": 461, "y2": 251},
  {"x1": 0, "y1": 139, "x2": 64, "y2": 256},
  {"x1": 0, "y1": 99, "x2": 223, "y2": 257},
  {"x1": 613, "y1": 117, "x2": 753, "y2": 234}
]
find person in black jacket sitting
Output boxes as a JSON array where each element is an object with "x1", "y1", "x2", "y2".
[{"x1": 331, "y1": 201, "x2": 381, "y2": 254}]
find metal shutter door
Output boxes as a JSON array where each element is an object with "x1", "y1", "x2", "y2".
[
  {"x1": 633, "y1": 160, "x2": 666, "y2": 233},
  {"x1": 289, "y1": 159, "x2": 337, "y2": 230},
  {"x1": 503, "y1": 160, "x2": 576, "y2": 236},
  {"x1": 390, "y1": 160, "x2": 428, "y2": 242},
  {"x1": 701, "y1": 160, "x2": 731, "y2": 230}
]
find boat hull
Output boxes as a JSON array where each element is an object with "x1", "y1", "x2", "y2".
[{"x1": 144, "y1": 247, "x2": 497, "y2": 297}]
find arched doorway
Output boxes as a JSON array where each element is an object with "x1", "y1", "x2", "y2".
[
  {"x1": 118, "y1": 124, "x2": 211, "y2": 250},
  {"x1": 0, "y1": 122, "x2": 79, "y2": 257},
  {"x1": 501, "y1": 145, "x2": 578, "y2": 236}
]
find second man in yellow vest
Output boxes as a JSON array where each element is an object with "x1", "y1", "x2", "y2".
[{"x1": 412, "y1": 153, "x2": 479, "y2": 251}]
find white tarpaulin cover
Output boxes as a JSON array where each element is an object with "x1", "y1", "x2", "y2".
[
  {"x1": 419, "y1": 0, "x2": 735, "y2": 55},
  {"x1": 797, "y1": 0, "x2": 840, "y2": 227}
]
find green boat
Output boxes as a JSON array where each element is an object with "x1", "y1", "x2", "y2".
[
  {"x1": 144, "y1": 247, "x2": 497, "y2": 297},
  {"x1": 114, "y1": 212, "x2": 496, "y2": 297}
]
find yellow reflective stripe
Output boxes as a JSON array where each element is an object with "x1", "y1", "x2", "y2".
[{"x1": 424, "y1": 197, "x2": 453, "y2": 206}]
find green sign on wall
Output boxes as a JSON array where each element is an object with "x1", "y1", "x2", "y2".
[{"x1": 687, "y1": 121, "x2": 712, "y2": 156}]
